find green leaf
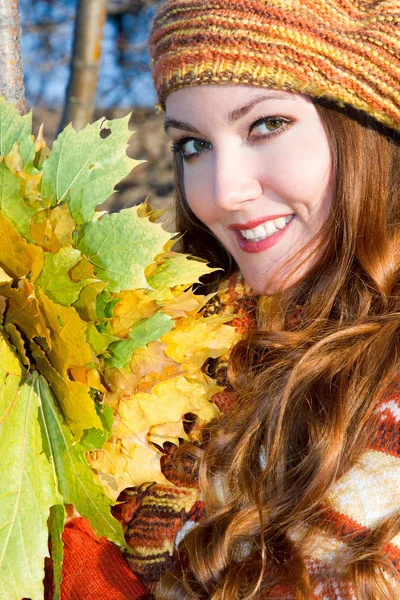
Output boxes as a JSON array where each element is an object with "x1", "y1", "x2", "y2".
[
  {"x1": 147, "y1": 253, "x2": 218, "y2": 294},
  {"x1": 80, "y1": 404, "x2": 114, "y2": 451},
  {"x1": 35, "y1": 247, "x2": 86, "y2": 306},
  {"x1": 0, "y1": 161, "x2": 37, "y2": 241},
  {"x1": 48, "y1": 504, "x2": 66, "y2": 600},
  {"x1": 0, "y1": 97, "x2": 35, "y2": 169},
  {"x1": 77, "y1": 206, "x2": 173, "y2": 292},
  {"x1": 40, "y1": 115, "x2": 141, "y2": 224},
  {"x1": 86, "y1": 322, "x2": 118, "y2": 355},
  {"x1": 0, "y1": 336, "x2": 62, "y2": 600},
  {"x1": 105, "y1": 311, "x2": 173, "y2": 368},
  {"x1": 96, "y1": 290, "x2": 120, "y2": 319},
  {"x1": 36, "y1": 374, "x2": 125, "y2": 546}
]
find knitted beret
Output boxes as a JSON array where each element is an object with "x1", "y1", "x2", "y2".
[{"x1": 149, "y1": 0, "x2": 400, "y2": 132}]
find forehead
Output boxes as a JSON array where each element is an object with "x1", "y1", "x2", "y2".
[{"x1": 164, "y1": 85, "x2": 312, "y2": 131}]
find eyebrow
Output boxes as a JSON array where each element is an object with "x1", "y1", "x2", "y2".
[{"x1": 163, "y1": 92, "x2": 301, "y2": 134}]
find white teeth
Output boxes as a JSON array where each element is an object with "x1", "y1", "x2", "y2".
[
  {"x1": 253, "y1": 225, "x2": 267, "y2": 237},
  {"x1": 275, "y1": 217, "x2": 286, "y2": 229},
  {"x1": 264, "y1": 221, "x2": 277, "y2": 236},
  {"x1": 239, "y1": 215, "x2": 294, "y2": 241}
]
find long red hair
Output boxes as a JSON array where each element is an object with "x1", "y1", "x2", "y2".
[{"x1": 157, "y1": 101, "x2": 400, "y2": 599}]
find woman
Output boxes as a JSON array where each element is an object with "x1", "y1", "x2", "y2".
[{"x1": 53, "y1": 1, "x2": 400, "y2": 598}]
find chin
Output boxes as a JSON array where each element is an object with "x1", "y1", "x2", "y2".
[{"x1": 239, "y1": 263, "x2": 308, "y2": 296}]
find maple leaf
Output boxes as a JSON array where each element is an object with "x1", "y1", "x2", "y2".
[
  {"x1": 77, "y1": 206, "x2": 173, "y2": 292},
  {"x1": 0, "y1": 98, "x2": 35, "y2": 168},
  {"x1": 0, "y1": 160, "x2": 37, "y2": 241},
  {"x1": 163, "y1": 314, "x2": 241, "y2": 367},
  {"x1": 35, "y1": 246, "x2": 90, "y2": 305},
  {"x1": 0, "y1": 212, "x2": 43, "y2": 280},
  {"x1": 40, "y1": 115, "x2": 142, "y2": 224}
]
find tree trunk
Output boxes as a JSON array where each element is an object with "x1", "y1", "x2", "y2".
[
  {"x1": 61, "y1": 0, "x2": 109, "y2": 132},
  {"x1": 0, "y1": 0, "x2": 26, "y2": 115}
]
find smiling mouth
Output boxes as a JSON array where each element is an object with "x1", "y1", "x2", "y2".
[{"x1": 238, "y1": 215, "x2": 294, "y2": 242}]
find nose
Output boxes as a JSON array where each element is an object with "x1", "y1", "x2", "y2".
[{"x1": 211, "y1": 150, "x2": 263, "y2": 211}]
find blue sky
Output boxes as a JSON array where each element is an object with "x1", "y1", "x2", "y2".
[{"x1": 19, "y1": 0, "x2": 159, "y2": 109}]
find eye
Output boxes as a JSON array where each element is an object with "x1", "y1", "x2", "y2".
[
  {"x1": 170, "y1": 137, "x2": 211, "y2": 161},
  {"x1": 250, "y1": 116, "x2": 291, "y2": 137}
]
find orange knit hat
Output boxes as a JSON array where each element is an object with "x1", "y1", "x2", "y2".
[{"x1": 149, "y1": 0, "x2": 400, "y2": 132}]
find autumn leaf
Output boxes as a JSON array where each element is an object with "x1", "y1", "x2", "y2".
[
  {"x1": 163, "y1": 314, "x2": 241, "y2": 367},
  {"x1": 0, "y1": 213, "x2": 43, "y2": 280},
  {"x1": 30, "y1": 204, "x2": 76, "y2": 252},
  {"x1": 0, "y1": 160, "x2": 37, "y2": 241},
  {"x1": 146, "y1": 252, "x2": 218, "y2": 298},
  {"x1": 49, "y1": 505, "x2": 66, "y2": 600},
  {"x1": 0, "y1": 336, "x2": 62, "y2": 600},
  {"x1": 105, "y1": 311, "x2": 173, "y2": 368},
  {"x1": 109, "y1": 289, "x2": 158, "y2": 337},
  {"x1": 77, "y1": 206, "x2": 173, "y2": 292},
  {"x1": 33, "y1": 346, "x2": 101, "y2": 438},
  {"x1": 0, "y1": 97, "x2": 36, "y2": 169},
  {"x1": 36, "y1": 374, "x2": 124, "y2": 545},
  {"x1": 40, "y1": 115, "x2": 142, "y2": 224},
  {"x1": 0, "y1": 278, "x2": 51, "y2": 344},
  {"x1": 35, "y1": 246, "x2": 89, "y2": 305}
]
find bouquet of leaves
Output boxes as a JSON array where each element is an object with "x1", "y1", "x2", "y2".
[{"x1": 0, "y1": 99, "x2": 240, "y2": 600}]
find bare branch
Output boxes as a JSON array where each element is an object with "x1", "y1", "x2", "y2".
[{"x1": 0, "y1": 0, "x2": 26, "y2": 114}]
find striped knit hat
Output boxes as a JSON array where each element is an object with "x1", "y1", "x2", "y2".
[{"x1": 149, "y1": 0, "x2": 400, "y2": 132}]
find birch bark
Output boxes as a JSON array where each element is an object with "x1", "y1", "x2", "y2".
[{"x1": 0, "y1": 0, "x2": 26, "y2": 115}]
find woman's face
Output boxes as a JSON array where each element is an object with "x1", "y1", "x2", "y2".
[{"x1": 165, "y1": 85, "x2": 334, "y2": 294}]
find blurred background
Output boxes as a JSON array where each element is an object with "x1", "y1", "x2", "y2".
[{"x1": 19, "y1": 0, "x2": 174, "y2": 215}]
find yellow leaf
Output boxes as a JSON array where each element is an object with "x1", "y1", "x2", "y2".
[
  {"x1": 30, "y1": 204, "x2": 76, "y2": 253},
  {"x1": 35, "y1": 123, "x2": 47, "y2": 153},
  {"x1": 136, "y1": 376, "x2": 220, "y2": 427},
  {"x1": 32, "y1": 342, "x2": 102, "y2": 439},
  {"x1": 73, "y1": 281, "x2": 107, "y2": 322},
  {"x1": 103, "y1": 367, "x2": 138, "y2": 399},
  {"x1": 5, "y1": 143, "x2": 43, "y2": 200},
  {"x1": 129, "y1": 340, "x2": 178, "y2": 380},
  {"x1": 162, "y1": 314, "x2": 241, "y2": 367},
  {"x1": 117, "y1": 396, "x2": 150, "y2": 448},
  {"x1": 137, "y1": 199, "x2": 168, "y2": 223},
  {"x1": 109, "y1": 289, "x2": 158, "y2": 338},
  {"x1": 0, "y1": 267, "x2": 12, "y2": 283},
  {"x1": 0, "y1": 279, "x2": 51, "y2": 344},
  {"x1": 5, "y1": 142, "x2": 22, "y2": 174},
  {"x1": 161, "y1": 288, "x2": 215, "y2": 319},
  {"x1": 87, "y1": 442, "x2": 168, "y2": 500},
  {"x1": 69, "y1": 366, "x2": 106, "y2": 392},
  {"x1": 0, "y1": 213, "x2": 43, "y2": 280},
  {"x1": 86, "y1": 369, "x2": 106, "y2": 392},
  {"x1": 148, "y1": 421, "x2": 189, "y2": 446},
  {"x1": 37, "y1": 290, "x2": 94, "y2": 377},
  {"x1": 4, "y1": 323, "x2": 30, "y2": 367}
]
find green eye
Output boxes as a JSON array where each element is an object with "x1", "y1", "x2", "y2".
[{"x1": 187, "y1": 140, "x2": 209, "y2": 154}]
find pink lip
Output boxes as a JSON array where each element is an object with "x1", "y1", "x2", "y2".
[
  {"x1": 229, "y1": 214, "x2": 292, "y2": 231},
  {"x1": 233, "y1": 216, "x2": 295, "y2": 254}
]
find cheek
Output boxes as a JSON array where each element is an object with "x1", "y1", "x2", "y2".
[
  {"x1": 184, "y1": 171, "x2": 214, "y2": 224},
  {"x1": 274, "y1": 139, "x2": 332, "y2": 209}
]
